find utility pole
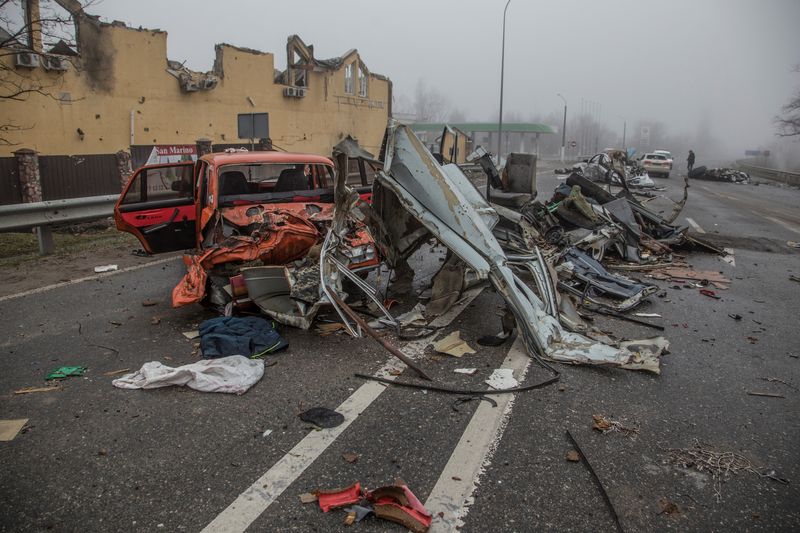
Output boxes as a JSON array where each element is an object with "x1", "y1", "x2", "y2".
[{"x1": 557, "y1": 93, "x2": 567, "y2": 162}]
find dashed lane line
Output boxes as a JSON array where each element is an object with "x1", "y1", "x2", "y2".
[
  {"x1": 685, "y1": 217, "x2": 706, "y2": 234},
  {"x1": 201, "y1": 287, "x2": 484, "y2": 533},
  {"x1": 425, "y1": 337, "x2": 530, "y2": 532}
]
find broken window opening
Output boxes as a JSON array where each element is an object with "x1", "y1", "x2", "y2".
[
  {"x1": 37, "y1": 0, "x2": 76, "y2": 51},
  {"x1": 0, "y1": 0, "x2": 78, "y2": 52},
  {"x1": 344, "y1": 62, "x2": 354, "y2": 95},
  {"x1": 357, "y1": 63, "x2": 367, "y2": 97}
]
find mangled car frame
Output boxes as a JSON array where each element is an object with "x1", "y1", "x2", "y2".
[{"x1": 115, "y1": 122, "x2": 670, "y2": 374}]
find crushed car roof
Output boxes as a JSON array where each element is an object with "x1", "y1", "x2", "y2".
[{"x1": 200, "y1": 152, "x2": 334, "y2": 167}]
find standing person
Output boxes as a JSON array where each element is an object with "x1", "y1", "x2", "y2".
[{"x1": 687, "y1": 150, "x2": 695, "y2": 174}]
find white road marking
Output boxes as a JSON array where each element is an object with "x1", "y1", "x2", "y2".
[
  {"x1": 721, "y1": 247, "x2": 736, "y2": 267},
  {"x1": 763, "y1": 216, "x2": 800, "y2": 235},
  {"x1": 201, "y1": 287, "x2": 485, "y2": 533},
  {"x1": 0, "y1": 255, "x2": 180, "y2": 302},
  {"x1": 425, "y1": 337, "x2": 530, "y2": 532},
  {"x1": 685, "y1": 217, "x2": 706, "y2": 234}
]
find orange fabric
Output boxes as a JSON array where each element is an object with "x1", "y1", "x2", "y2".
[{"x1": 172, "y1": 210, "x2": 320, "y2": 307}]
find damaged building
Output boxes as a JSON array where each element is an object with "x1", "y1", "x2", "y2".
[{"x1": 0, "y1": 1, "x2": 391, "y2": 162}]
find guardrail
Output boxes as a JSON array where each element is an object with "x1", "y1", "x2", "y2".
[
  {"x1": 736, "y1": 159, "x2": 800, "y2": 186},
  {"x1": 0, "y1": 194, "x2": 119, "y2": 254}
]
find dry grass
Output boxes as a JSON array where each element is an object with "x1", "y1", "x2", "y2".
[{"x1": 0, "y1": 223, "x2": 138, "y2": 268}]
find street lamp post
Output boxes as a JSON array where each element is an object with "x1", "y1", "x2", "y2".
[
  {"x1": 616, "y1": 115, "x2": 627, "y2": 153},
  {"x1": 622, "y1": 121, "x2": 627, "y2": 152},
  {"x1": 557, "y1": 93, "x2": 567, "y2": 162},
  {"x1": 494, "y1": 0, "x2": 512, "y2": 200}
]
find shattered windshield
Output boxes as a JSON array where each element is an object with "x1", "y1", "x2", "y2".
[{"x1": 216, "y1": 163, "x2": 334, "y2": 205}]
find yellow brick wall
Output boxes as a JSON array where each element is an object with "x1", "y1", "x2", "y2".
[{"x1": 1, "y1": 19, "x2": 390, "y2": 158}]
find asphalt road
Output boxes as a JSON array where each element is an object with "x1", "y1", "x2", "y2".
[{"x1": 1, "y1": 170, "x2": 799, "y2": 532}]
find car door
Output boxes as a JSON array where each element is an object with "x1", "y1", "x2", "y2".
[{"x1": 114, "y1": 162, "x2": 198, "y2": 254}]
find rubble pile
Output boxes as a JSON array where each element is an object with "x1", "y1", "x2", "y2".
[
  {"x1": 131, "y1": 121, "x2": 727, "y2": 383},
  {"x1": 561, "y1": 150, "x2": 657, "y2": 189},
  {"x1": 689, "y1": 166, "x2": 750, "y2": 183}
]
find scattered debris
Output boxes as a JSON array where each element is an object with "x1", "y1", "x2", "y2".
[
  {"x1": 787, "y1": 241, "x2": 800, "y2": 249},
  {"x1": 356, "y1": 372, "x2": 558, "y2": 396},
  {"x1": 112, "y1": 355, "x2": 264, "y2": 395},
  {"x1": 299, "y1": 407, "x2": 345, "y2": 429},
  {"x1": 666, "y1": 439, "x2": 766, "y2": 501},
  {"x1": 0, "y1": 419, "x2": 28, "y2": 441},
  {"x1": 699, "y1": 289, "x2": 720, "y2": 299},
  {"x1": 759, "y1": 377, "x2": 796, "y2": 390},
  {"x1": 689, "y1": 167, "x2": 750, "y2": 183},
  {"x1": 720, "y1": 248, "x2": 735, "y2": 267},
  {"x1": 368, "y1": 483, "x2": 432, "y2": 533},
  {"x1": 182, "y1": 330, "x2": 200, "y2": 340},
  {"x1": 141, "y1": 299, "x2": 159, "y2": 307},
  {"x1": 299, "y1": 492, "x2": 319, "y2": 504},
  {"x1": 746, "y1": 391, "x2": 784, "y2": 399},
  {"x1": 790, "y1": 275, "x2": 800, "y2": 283},
  {"x1": 658, "y1": 497, "x2": 680, "y2": 516},
  {"x1": 318, "y1": 483, "x2": 363, "y2": 513},
  {"x1": 451, "y1": 395, "x2": 497, "y2": 411},
  {"x1": 342, "y1": 452, "x2": 359, "y2": 463},
  {"x1": 13, "y1": 385, "x2": 60, "y2": 394},
  {"x1": 592, "y1": 414, "x2": 639, "y2": 436},
  {"x1": 454, "y1": 368, "x2": 478, "y2": 376},
  {"x1": 343, "y1": 505, "x2": 374, "y2": 523},
  {"x1": 650, "y1": 268, "x2": 730, "y2": 289},
  {"x1": 316, "y1": 323, "x2": 346, "y2": 336},
  {"x1": 199, "y1": 316, "x2": 288, "y2": 359},
  {"x1": 432, "y1": 331, "x2": 476, "y2": 357},
  {"x1": 93, "y1": 264, "x2": 118, "y2": 273},
  {"x1": 150, "y1": 316, "x2": 162, "y2": 325},
  {"x1": 46, "y1": 366, "x2": 86, "y2": 381},
  {"x1": 566, "y1": 450, "x2": 581, "y2": 462},
  {"x1": 728, "y1": 314, "x2": 742, "y2": 320},
  {"x1": 634, "y1": 313, "x2": 661, "y2": 318},
  {"x1": 102, "y1": 368, "x2": 131, "y2": 377},
  {"x1": 485, "y1": 368, "x2": 519, "y2": 390},
  {"x1": 566, "y1": 430, "x2": 624, "y2": 532},
  {"x1": 262, "y1": 429, "x2": 273, "y2": 438}
]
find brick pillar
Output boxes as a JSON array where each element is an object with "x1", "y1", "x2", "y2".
[
  {"x1": 196, "y1": 138, "x2": 212, "y2": 158},
  {"x1": 14, "y1": 149, "x2": 42, "y2": 203},
  {"x1": 14, "y1": 148, "x2": 52, "y2": 254},
  {"x1": 116, "y1": 150, "x2": 133, "y2": 190}
]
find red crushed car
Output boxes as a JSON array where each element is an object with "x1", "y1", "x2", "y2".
[{"x1": 114, "y1": 150, "x2": 377, "y2": 308}]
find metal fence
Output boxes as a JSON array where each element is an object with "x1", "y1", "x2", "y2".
[
  {"x1": 0, "y1": 157, "x2": 21, "y2": 206},
  {"x1": 736, "y1": 159, "x2": 800, "y2": 186},
  {"x1": 39, "y1": 154, "x2": 120, "y2": 201}
]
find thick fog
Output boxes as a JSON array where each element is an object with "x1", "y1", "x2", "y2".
[{"x1": 91, "y1": 0, "x2": 800, "y2": 166}]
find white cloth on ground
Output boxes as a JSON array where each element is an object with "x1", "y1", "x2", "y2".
[{"x1": 112, "y1": 355, "x2": 264, "y2": 395}]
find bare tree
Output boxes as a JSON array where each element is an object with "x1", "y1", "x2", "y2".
[
  {"x1": 776, "y1": 65, "x2": 800, "y2": 137},
  {"x1": 448, "y1": 107, "x2": 466, "y2": 123},
  {"x1": 413, "y1": 79, "x2": 449, "y2": 123},
  {"x1": 0, "y1": 0, "x2": 87, "y2": 144}
]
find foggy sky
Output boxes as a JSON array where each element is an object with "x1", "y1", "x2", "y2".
[{"x1": 89, "y1": 0, "x2": 800, "y2": 156}]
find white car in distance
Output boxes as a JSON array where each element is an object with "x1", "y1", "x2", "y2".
[{"x1": 641, "y1": 152, "x2": 672, "y2": 178}]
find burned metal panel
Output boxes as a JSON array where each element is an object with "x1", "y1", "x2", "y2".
[{"x1": 376, "y1": 121, "x2": 665, "y2": 373}]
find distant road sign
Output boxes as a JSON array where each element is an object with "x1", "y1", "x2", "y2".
[{"x1": 569, "y1": 140, "x2": 577, "y2": 148}]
